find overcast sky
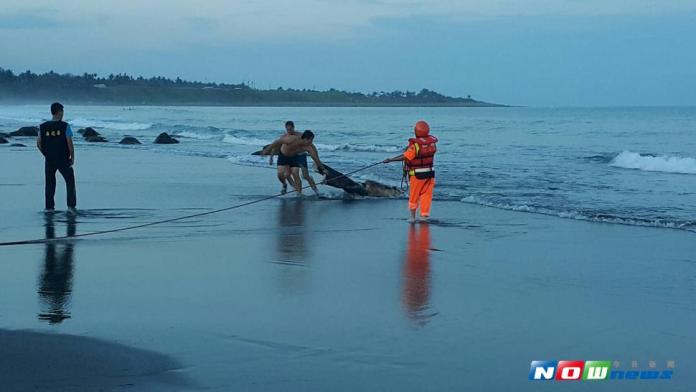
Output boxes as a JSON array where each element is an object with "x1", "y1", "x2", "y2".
[{"x1": 1, "y1": 0, "x2": 695, "y2": 106}]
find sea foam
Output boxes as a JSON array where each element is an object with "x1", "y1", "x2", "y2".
[
  {"x1": 70, "y1": 118, "x2": 153, "y2": 131},
  {"x1": 610, "y1": 151, "x2": 696, "y2": 175}
]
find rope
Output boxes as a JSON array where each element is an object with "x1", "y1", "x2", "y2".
[{"x1": 0, "y1": 161, "x2": 385, "y2": 247}]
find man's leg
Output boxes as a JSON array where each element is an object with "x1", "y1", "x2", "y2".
[
  {"x1": 301, "y1": 166, "x2": 319, "y2": 195},
  {"x1": 57, "y1": 163, "x2": 77, "y2": 208},
  {"x1": 290, "y1": 167, "x2": 302, "y2": 194},
  {"x1": 44, "y1": 161, "x2": 58, "y2": 210},
  {"x1": 277, "y1": 165, "x2": 289, "y2": 193},
  {"x1": 408, "y1": 176, "x2": 423, "y2": 223},
  {"x1": 419, "y1": 178, "x2": 435, "y2": 218}
]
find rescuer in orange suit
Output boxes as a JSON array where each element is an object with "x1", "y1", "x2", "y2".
[{"x1": 384, "y1": 120, "x2": 437, "y2": 223}]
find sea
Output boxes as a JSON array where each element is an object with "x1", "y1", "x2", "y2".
[{"x1": 2, "y1": 105, "x2": 695, "y2": 232}]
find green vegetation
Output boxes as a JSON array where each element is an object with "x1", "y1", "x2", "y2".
[{"x1": 0, "y1": 68, "x2": 502, "y2": 107}]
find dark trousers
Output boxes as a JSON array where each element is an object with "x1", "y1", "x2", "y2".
[{"x1": 45, "y1": 160, "x2": 77, "y2": 210}]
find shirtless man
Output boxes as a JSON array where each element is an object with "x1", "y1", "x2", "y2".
[
  {"x1": 263, "y1": 130, "x2": 326, "y2": 195},
  {"x1": 269, "y1": 121, "x2": 319, "y2": 195}
]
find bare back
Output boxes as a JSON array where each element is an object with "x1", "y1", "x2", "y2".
[{"x1": 279, "y1": 134, "x2": 310, "y2": 157}]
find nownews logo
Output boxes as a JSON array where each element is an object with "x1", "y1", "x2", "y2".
[{"x1": 529, "y1": 360, "x2": 675, "y2": 381}]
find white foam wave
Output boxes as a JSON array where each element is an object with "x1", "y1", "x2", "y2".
[
  {"x1": 174, "y1": 131, "x2": 218, "y2": 140},
  {"x1": 222, "y1": 135, "x2": 270, "y2": 146},
  {"x1": 610, "y1": 151, "x2": 696, "y2": 175},
  {"x1": 460, "y1": 195, "x2": 694, "y2": 232},
  {"x1": 220, "y1": 135, "x2": 399, "y2": 153},
  {"x1": 70, "y1": 117, "x2": 152, "y2": 131},
  {"x1": 314, "y1": 143, "x2": 401, "y2": 153}
]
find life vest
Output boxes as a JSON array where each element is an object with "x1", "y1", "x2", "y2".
[
  {"x1": 405, "y1": 135, "x2": 437, "y2": 177},
  {"x1": 40, "y1": 121, "x2": 70, "y2": 163}
]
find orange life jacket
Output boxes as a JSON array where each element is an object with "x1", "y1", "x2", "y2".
[{"x1": 405, "y1": 135, "x2": 437, "y2": 176}]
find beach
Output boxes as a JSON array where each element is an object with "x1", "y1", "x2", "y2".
[{"x1": 1, "y1": 145, "x2": 694, "y2": 391}]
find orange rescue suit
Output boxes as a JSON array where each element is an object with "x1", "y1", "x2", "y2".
[{"x1": 404, "y1": 135, "x2": 437, "y2": 217}]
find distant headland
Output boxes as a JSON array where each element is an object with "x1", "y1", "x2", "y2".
[{"x1": 0, "y1": 67, "x2": 505, "y2": 107}]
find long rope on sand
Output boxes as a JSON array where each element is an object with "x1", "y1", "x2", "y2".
[{"x1": 0, "y1": 161, "x2": 385, "y2": 247}]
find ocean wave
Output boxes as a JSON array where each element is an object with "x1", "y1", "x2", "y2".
[
  {"x1": 314, "y1": 143, "x2": 401, "y2": 153},
  {"x1": 227, "y1": 155, "x2": 274, "y2": 167},
  {"x1": 173, "y1": 131, "x2": 219, "y2": 140},
  {"x1": 219, "y1": 135, "x2": 400, "y2": 153},
  {"x1": 0, "y1": 115, "x2": 43, "y2": 124},
  {"x1": 610, "y1": 151, "x2": 696, "y2": 175},
  {"x1": 222, "y1": 135, "x2": 271, "y2": 146},
  {"x1": 70, "y1": 117, "x2": 153, "y2": 131},
  {"x1": 460, "y1": 195, "x2": 695, "y2": 232}
]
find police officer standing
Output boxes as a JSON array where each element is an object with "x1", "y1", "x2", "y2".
[{"x1": 37, "y1": 102, "x2": 77, "y2": 212}]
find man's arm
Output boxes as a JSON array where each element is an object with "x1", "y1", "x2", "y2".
[
  {"x1": 66, "y1": 124, "x2": 75, "y2": 165},
  {"x1": 36, "y1": 129, "x2": 43, "y2": 154},
  {"x1": 383, "y1": 155, "x2": 405, "y2": 163},
  {"x1": 307, "y1": 144, "x2": 325, "y2": 174},
  {"x1": 67, "y1": 137, "x2": 75, "y2": 165},
  {"x1": 384, "y1": 145, "x2": 414, "y2": 163}
]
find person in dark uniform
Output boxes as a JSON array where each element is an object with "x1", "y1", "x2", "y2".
[{"x1": 36, "y1": 102, "x2": 77, "y2": 212}]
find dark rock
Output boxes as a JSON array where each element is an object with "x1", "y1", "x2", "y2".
[
  {"x1": 85, "y1": 136, "x2": 108, "y2": 143},
  {"x1": 0, "y1": 136, "x2": 8, "y2": 144},
  {"x1": 10, "y1": 143, "x2": 26, "y2": 147},
  {"x1": 154, "y1": 132, "x2": 179, "y2": 144},
  {"x1": 81, "y1": 128, "x2": 100, "y2": 138},
  {"x1": 0, "y1": 132, "x2": 9, "y2": 138},
  {"x1": 119, "y1": 136, "x2": 141, "y2": 145},
  {"x1": 10, "y1": 126, "x2": 38, "y2": 137}
]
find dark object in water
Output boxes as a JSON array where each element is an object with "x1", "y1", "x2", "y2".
[
  {"x1": 0, "y1": 132, "x2": 9, "y2": 138},
  {"x1": 80, "y1": 128, "x2": 100, "y2": 138},
  {"x1": 323, "y1": 164, "x2": 368, "y2": 196},
  {"x1": 85, "y1": 136, "x2": 108, "y2": 143},
  {"x1": 119, "y1": 136, "x2": 141, "y2": 145},
  {"x1": 10, "y1": 126, "x2": 38, "y2": 137},
  {"x1": 363, "y1": 180, "x2": 402, "y2": 198},
  {"x1": 0, "y1": 136, "x2": 8, "y2": 144},
  {"x1": 323, "y1": 165, "x2": 402, "y2": 198},
  {"x1": 251, "y1": 149, "x2": 401, "y2": 198},
  {"x1": 252, "y1": 144, "x2": 272, "y2": 155},
  {"x1": 154, "y1": 132, "x2": 179, "y2": 144},
  {"x1": 11, "y1": 143, "x2": 26, "y2": 147}
]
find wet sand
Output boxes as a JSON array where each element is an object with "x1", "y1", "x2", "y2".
[
  {"x1": 0, "y1": 329, "x2": 188, "y2": 391},
  {"x1": 1, "y1": 147, "x2": 695, "y2": 391}
]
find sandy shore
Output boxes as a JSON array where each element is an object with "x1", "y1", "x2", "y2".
[
  {"x1": 1, "y1": 146, "x2": 695, "y2": 391},
  {"x1": 0, "y1": 329, "x2": 188, "y2": 391}
]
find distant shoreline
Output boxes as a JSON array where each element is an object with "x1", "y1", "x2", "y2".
[
  {"x1": 0, "y1": 99, "x2": 508, "y2": 108},
  {"x1": 0, "y1": 67, "x2": 508, "y2": 108}
]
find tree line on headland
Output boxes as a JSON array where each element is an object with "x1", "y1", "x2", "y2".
[{"x1": 0, "y1": 68, "x2": 503, "y2": 107}]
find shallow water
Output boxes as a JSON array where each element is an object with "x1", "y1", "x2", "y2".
[
  {"x1": 2, "y1": 105, "x2": 694, "y2": 232},
  {"x1": 0, "y1": 145, "x2": 694, "y2": 391}
]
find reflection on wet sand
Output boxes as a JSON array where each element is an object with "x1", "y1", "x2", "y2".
[
  {"x1": 38, "y1": 213, "x2": 76, "y2": 324},
  {"x1": 276, "y1": 199, "x2": 307, "y2": 263},
  {"x1": 403, "y1": 224, "x2": 436, "y2": 326},
  {"x1": 275, "y1": 199, "x2": 309, "y2": 293}
]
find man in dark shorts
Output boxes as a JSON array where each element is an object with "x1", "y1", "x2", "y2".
[
  {"x1": 36, "y1": 102, "x2": 77, "y2": 212},
  {"x1": 263, "y1": 130, "x2": 326, "y2": 196},
  {"x1": 269, "y1": 121, "x2": 319, "y2": 195}
]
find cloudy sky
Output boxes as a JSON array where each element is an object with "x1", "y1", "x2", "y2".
[{"x1": 1, "y1": 0, "x2": 695, "y2": 106}]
